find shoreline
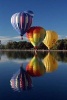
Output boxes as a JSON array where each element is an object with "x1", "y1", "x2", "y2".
[{"x1": 0, "y1": 49, "x2": 67, "y2": 52}]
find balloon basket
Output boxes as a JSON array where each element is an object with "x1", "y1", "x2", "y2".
[{"x1": 20, "y1": 36, "x2": 23, "y2": 40}]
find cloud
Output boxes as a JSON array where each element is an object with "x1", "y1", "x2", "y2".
[
  {"x1": 0, "y1": 34, "x2": 67, "y2": 44},
  {"x1": 58, "y1": 35, "x2": 67, "y2": 39},
  {"x1": 0, "y1": 36, "x2": 29, "y2": 44}
]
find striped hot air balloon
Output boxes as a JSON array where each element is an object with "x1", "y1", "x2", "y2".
[{"x1": 11, "y1": 10, "x2": 34, "y2": 39}]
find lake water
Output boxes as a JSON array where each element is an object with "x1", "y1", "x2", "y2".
[{"x1": 0, "y1": 51, "x2": 67, "y2": 100}]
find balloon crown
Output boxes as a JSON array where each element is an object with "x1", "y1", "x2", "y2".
[{"x1": 24, "y1": 10, "x2": 34, "y2": 17}]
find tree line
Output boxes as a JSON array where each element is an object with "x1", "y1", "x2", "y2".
[{"x1": 0, "y1": 39, "x2": 67, "y2": 50}]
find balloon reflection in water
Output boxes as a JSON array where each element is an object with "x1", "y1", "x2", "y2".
[
  {"x1": 42, "y1": 53, "x2": 58, "y2": 73},
  {"x1": 10, "y1": 65, "x2": 32, "y2": 91},
  {"x1": 26, "y1": 53, "x2": 46, "y2": 77}
]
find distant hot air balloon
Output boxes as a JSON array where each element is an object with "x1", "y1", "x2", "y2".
[
  {"x1": 11, "y1": 10, "x2": 34, "y2": 39},
  {"x1": 26, "y1": 26, "x2": 46, "y2": 49},
  {"x1": 10, "y1": 65, "x2": 32, "y2": 91},
  {"x1": 26, "y1": 53, "x2": 46, "y2": 77},
  {"x1": 42, "y1": 53, "x2": 58, "y2": 73},
  {"x1": 43, "y1": 30, "x2": 58, "y2": 49}
]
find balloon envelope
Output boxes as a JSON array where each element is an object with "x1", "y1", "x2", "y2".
[
  {"x1": 43, "y1": 30, "x2": 58, "y2": 49},
  {"x1": 26, "y1": 54, "x2": 46, "y2": 77},
  {"x1": 42, "y1": 53, "x2": 58, "y2": 73},
  {"x1": 11, "y1": 10, "x2": 34, "y2": 39},
  {"x1": 26, "y1": 26, "x2": 46, "y2": 48}
]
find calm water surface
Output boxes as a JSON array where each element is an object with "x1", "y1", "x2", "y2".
[{"x1": 0, "y1": 51, "x2": 67, "y2": 100}]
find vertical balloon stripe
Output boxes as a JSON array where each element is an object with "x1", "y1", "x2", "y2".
[
  {"x1": 12, "y1": 14, "x2": 14, "y2": 27},
  {"x1": 25, "y1": 16, "x2": 29, "y2": 33},
  {"x1": 11, "y1": 16, "x2": 12, "y2": 24},
  {"x1": 14, "y1": 14, "x2": 17, "y2": 29},
  {"x1": 15, "y1": 14, "x2": 18, "y2": 28},
  {"x1": 13, "y1": 14, "x2": 16, "y2": 29},
  {"x1": 20, "y1": 14, "x2": 23, "y2": 29},
  {"x1": 15, "y1": 14, "x2": 18, "y2": 29},
  {"x1": 17, "y1": 14, "x2": 20, "y2": 31},
  {"x1": 17, "y1": 13, "x2": 20, "y2": 30},
  {"x1": 16, "y1": 14, "x2": 18, "y2": 26},
  {"x1": 24, "y1": 14, "x2": 27, "y2": 31},
  {"x1": 29, "y1": 16, "x2": 32, "y2": 28},
  {"x1": 22, "y1": 13, "x2": 25, "y2": 32},
  {"x1": 28, "y1": 15, "x2": 30, "y2": 30},
  {"x1": 24, "y1": 14, "x2": 28, "y2": 31},
  {"x1": 27, "y1": 15, "x2": 31, "y2": 30},
  {"x1": 22, "y1": 13, "x2": 24, "y2": 24},
  {"x1": 19, "y1": 13, "x2": 22, "y2": 31}
]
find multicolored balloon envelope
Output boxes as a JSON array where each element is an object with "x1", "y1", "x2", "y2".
[
  {"x1": 10, "y1": 66, "x2": 32, "y2": 91},
  {"x1": 43, "y1": 30, "x2": 58, "y2": 49},
  {"x1": 26, "y1": 26, "x2": 46, "y2": 49},
  {"x1": 11, "y1": 10, "x2": 34, "y2": 39},
  {"x1": 42, "y1": 53, "x2": 58, "y2": 73},
  {"x1": 26, "y1": 54, "x2": 46, "y2": 77}
]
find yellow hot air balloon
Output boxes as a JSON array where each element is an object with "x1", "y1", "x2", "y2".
[
  {"x1": 26, "y1": 53, "x2": 46, "y2": 77},
  {"x1": 26, "y1": 26, "x2": 46, "y2": 49},
  {"x1": 42, "y1": 53, "x2": 58, "y2": 73},
  {"x1": 43, "y1": 30, "x2": 58, "y2": 49}
]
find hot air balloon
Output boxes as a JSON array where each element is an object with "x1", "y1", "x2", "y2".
[
  {"x1": 42, "y1": 53, "x2": 58, "y2": 73},
  {"x1": 26, "y1": 53, "x2": 46, "y2": 77},
  {"x1": 26, "y1": 26, "x2": 46, "y2": 49},
  {"x1": 43, "y1": 30, "x2": 58, "y2": 49},
  {"x1": 11, "y1": 10, "x2": 34, "y2": 39},
  {"x1": 10, "y1": 65, "x2": 32, "y2": 91}
]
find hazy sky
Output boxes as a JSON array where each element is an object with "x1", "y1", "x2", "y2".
[{"x1": 0, "y1": 0, "x2": 67, "y2": 43}]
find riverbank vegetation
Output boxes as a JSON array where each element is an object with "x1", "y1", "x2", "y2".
[{"x1": 0, "y1": 39, "x2": 67, "y2": 50}]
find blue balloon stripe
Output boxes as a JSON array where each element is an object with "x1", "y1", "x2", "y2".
[
  {"x1": 25, "y1": 14, "x2": 30, "y2": 32},
  {"x1": 20, "y1": 14, "x2": 23, "y2": 29},
  {"x1": 28, "y1": 15, "x2": 32, "y2": 30}
]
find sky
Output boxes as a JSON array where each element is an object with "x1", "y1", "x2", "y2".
[{"x1": 0, "y1": 0, "x2": 67, "y2": 44}]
